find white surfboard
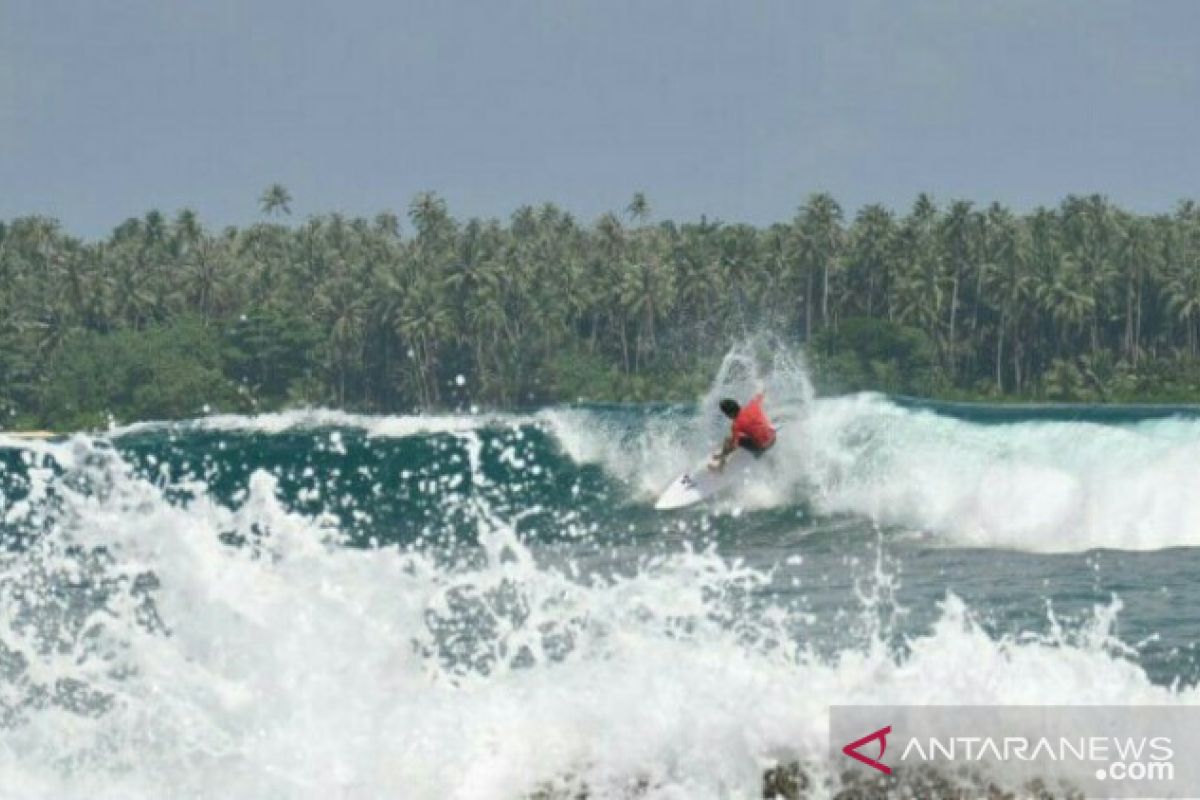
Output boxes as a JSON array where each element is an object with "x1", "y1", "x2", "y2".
[{"x1": 654, "y1": 450, "x2": 752, "y2": 510}]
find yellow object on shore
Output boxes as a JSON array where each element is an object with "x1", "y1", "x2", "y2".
[{"x1": 3, "y1": 430, "x2": 59, "y2": 439}]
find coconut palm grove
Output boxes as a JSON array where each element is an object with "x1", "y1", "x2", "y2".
[{"x1": 3, "y1": 186, "x2": 1200, "y2": 429}]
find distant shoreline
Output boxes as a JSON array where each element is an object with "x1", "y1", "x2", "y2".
[{"x1": 5, "y1": 192, "x2": 1200, "y2": 431}]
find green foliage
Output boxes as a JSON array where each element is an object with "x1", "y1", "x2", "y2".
[
  {"x1": 540, "y1": 347, "x2": 710, "y2": 404},
  {"x1": 0, "y1": 329, "x2": 39, "y2": 425},
  {"x1": 541, "y1": 347, "x2": 624, "y2": 402},
  {"x1": 224, "y1": 311, "x2": 322, "y2": 404},
  {"x1": 4, "y1": 189, "x2": 1200, "y2": 430},
  {"x1": 811, "y1": 317, "x2": 937, "y2": 395},
  {"x1": 38, "y1": 321, "x2": 245, "y2": 428}
]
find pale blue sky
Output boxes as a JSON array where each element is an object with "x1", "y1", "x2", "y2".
[{"x1": 2, "y1": 0, "x2": 1198, "y2": 237}]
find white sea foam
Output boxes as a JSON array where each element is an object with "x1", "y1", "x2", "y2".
[
  {"x1": 0, "y1": 435, "x2": 1195, "y2": 799},
  {"x1": 109, "y1": 407, "x2": 526, "y2": 439},
  {"x1": 543, "y1": 353, "x2": 1200, "y2": 552},
  {"x1": 541, "y1": 338, "x2": 817, "y2": 503},
  {"x1": 804, "y1": 394, "x2": 1200, "y2": 552}
]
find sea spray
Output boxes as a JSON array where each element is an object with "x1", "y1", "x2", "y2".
[
  {"x1": 547, "y1": 387, "x2": 1200, "y2": 550},
  {"x1": 1, "y1": 427, "x2": 1197, "y2": 798}
]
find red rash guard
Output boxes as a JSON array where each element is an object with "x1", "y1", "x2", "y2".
[{"x1": 731, "y1": 393, "x2": 775, "y2": 448}]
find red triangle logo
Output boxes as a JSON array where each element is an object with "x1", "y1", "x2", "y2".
[{"x1": 841, "y1": 725, "x2": 892, "y2": 775}]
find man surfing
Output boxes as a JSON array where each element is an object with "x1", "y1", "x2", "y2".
[{"x1": 709, "y1": 392, "x2": 777, "y2": 471}]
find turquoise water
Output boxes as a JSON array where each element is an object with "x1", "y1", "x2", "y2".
[{"x1": 3, "y1": 385, "x2": 1200, "y2": 797}]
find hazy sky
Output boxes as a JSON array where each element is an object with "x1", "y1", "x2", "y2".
[{"x1": 3, "y1": 0, "x2": 1199, "y2": 237}]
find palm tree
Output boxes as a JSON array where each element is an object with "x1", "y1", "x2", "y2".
[
  {"x1": 1060, "y1": 194, "x2": 1118, "y2": 353},
  {"x1": 1164, "y1": 254, "x2": 1200, "y2": 356},
  {"x1": 409, "y1": 192, "x2": 451, "y2": 245},
  {"x1": 259, "y1": 184, "x2": 293, "y2": 217},
  {"x1": 374, "y1": 211, "x2": 401, "y2": 238},
  {"x1": 399, "y1": 278, "x2": 452, "y2": 407},
  {"x1": 796, "y1": 193, "x2": 845, "y2": 331},
  {"x1": 182, "y1": 238, "x2": 230, "y2": 323},
  {"x1": 982, "y1": 207, "x2": 1030, "y2": 391},
  {"x1": 672, "y1": 217, "x2": 724, "y2": 350},
  {"x1": 626, "y1": 192, "x2": 651, "y2": 224},
  {"x1": 893, "y1": 196, "x2": 943, "y2": 343},
  {"x1": 1036, "y1": 254, "x2": 1096, "y2": 356},
  {"x1": 940, "y1": 200, "x2": 977, "y2": 374},
  {"x1": 316, "y1": 271, "x2": 366, "y2": 405},
  {"x1": 11, "y1": 184, "x2": 1200, "y2": 422},
  {"x1": 173, "y1": 209, "x2": 202, "y2": 255},
  {"x1": 618, "y1": 256, "x2": 675, "y2": 370},
  {"x1": 845, "y1": 204, "x2": 896, "y2": 320},
  {"x1": 463, "y1": 258, "x2": 513, "y2": 400},
  {"x1": 1116, "y1": 215, "x2": 1158, "y2": 364}
]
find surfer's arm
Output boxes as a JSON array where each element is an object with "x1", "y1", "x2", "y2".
[{"x1": 709, "y1": 435, "x2": 739, "y2": 470}]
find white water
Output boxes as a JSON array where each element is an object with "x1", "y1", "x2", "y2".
[
  {"x1": 107, "y1": 407, "x2": 530, "y2": 439},
  {"x1": 6, "y1": 342, "x2": 1200, "y2": 796},
  {"x1": 2, "y1": 432, "x2": 1196, "y2": 799},
  {"x1": 542, "y1": 338, "x2": 818, "y2": 509},
  {"x1": 544, "y1": 348, "x2": 1200, "y2": 552},
  {"x1": 806, "y1": 394, "x2": 1200, "y2": 552},
  {"x1": 55, "y1": 335, "x2": 1200, "y2": 556},
  {"x1": 93, "y1": 337, "x2": 1200, "y2": 552}
]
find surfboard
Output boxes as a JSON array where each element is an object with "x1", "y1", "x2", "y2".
[{"x1": 654, "y1": 450, "x2": 752, "y2": 510}]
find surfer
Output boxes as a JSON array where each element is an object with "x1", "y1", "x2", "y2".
[{"x1": 709, "y1": 393, "x2": 776, "y2": 470}]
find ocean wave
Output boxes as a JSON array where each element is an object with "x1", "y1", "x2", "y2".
[
  {"x1": 542, "y1": 389, "x2": 1200, "y2": 553},
  {"x1": 107, "y1": 407, "x2": 529, "y2": 439},
  {"x1": 11, "y1": 386, "x2": 1200, "y2": 555},
  {"x1": 0, "y1": 436, "x2": 1195, "y2": 799}
]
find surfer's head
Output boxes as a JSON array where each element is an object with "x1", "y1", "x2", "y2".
[{"x1": 719, "y1": 398, "x2": 740, "y2": 419}]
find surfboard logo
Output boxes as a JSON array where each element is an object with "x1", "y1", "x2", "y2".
[{"x1": 841, "y1": 725, "x2": 892, "y2": 775}]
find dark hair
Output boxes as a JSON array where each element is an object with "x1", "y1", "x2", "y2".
[{"x1": 719, "y1": 398, "x2": 740, "y2": 418}]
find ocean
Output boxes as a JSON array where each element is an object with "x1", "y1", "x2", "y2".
[{"x1": 2, "y1": 355, "x2": 1199, "y2": 798}]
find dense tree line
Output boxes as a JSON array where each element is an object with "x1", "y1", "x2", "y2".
[{"x1": 3, "y1": 187, "x2": 1200, "y2": 428}]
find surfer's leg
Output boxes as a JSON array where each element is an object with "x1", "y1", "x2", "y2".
[
  {"x1": 741, "y1": 436, "x2": 776, "y2": 459},
  {"x1": 740, "y1": 439, "x2": 767, "y2": 458}
]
